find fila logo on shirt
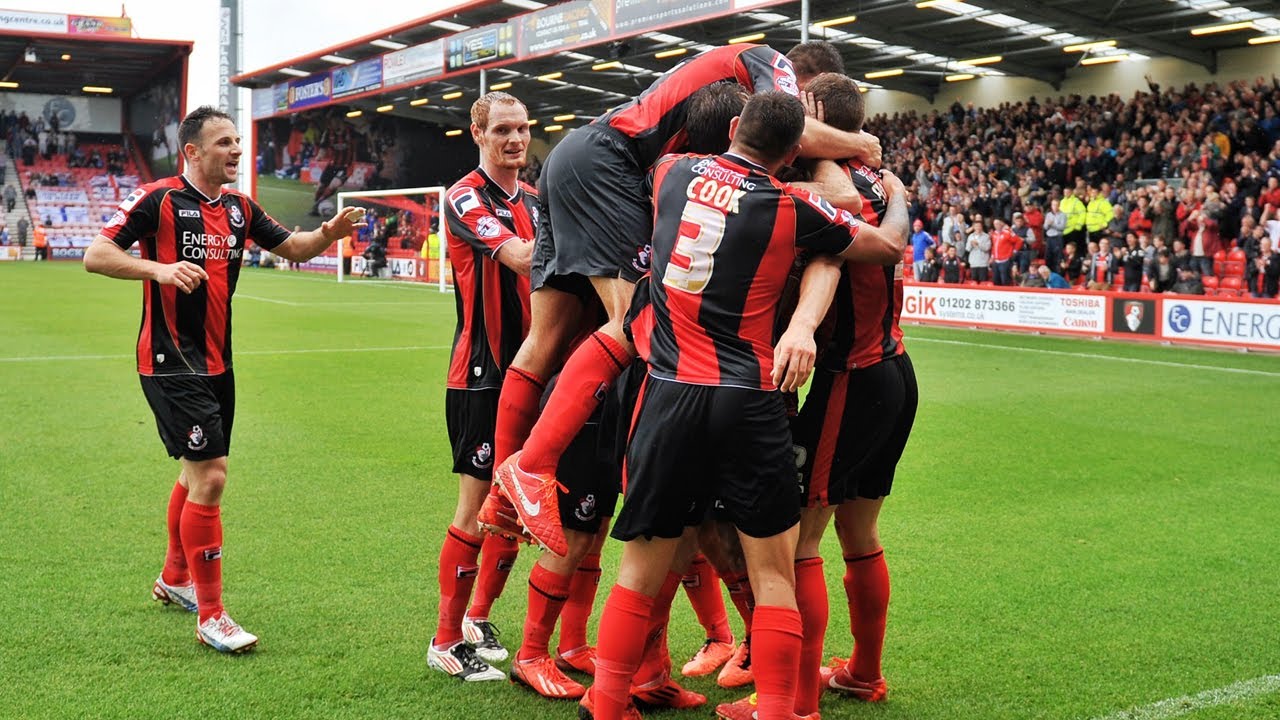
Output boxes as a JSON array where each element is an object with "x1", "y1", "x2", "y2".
[
  {"x1": 449, "y1": 188, "x2": 481, "y2": 217},
  {"x1": 179, "y1": 209, "x2": 202, "y2": 218},
  {"x1": 495, "y1": 207, "x2": 513, "y2": 218}
]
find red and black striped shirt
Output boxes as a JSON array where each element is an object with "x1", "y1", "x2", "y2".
[
  {"x1": 444, "y1": 169, "x2": 535, "y2": 390},
  {"x1": 100, "y1": 175, "x2": 291, "y2": 376},
  {"x1": 821, "y1": 161, "x2": 906, "y2": 371},
  {"x1": 634, "y1": 153, "x2": 861, "y2": 390},
  {"x1": 596, "y1": 44, "x2": 800, "y2": 169}
]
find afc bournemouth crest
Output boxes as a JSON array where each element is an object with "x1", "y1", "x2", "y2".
[
  {"x1": 472, "y1": 442, "x2": 493, "y2": 470},
  {"x1": 632, "y1": 243, "x2": 652, "y2": 273},
  {"x1": 1113, "y1": 298, "x2": 1156, "y2": 335},
  {"x1": 573, "y1": 493, "x2": 597, "y2": 523},
  {"x1": 187, "y1": 425, "x2": 207, "y2": 451},
  {"x1": 227, "y1": 202, "x2": 244, "y2": 228}
]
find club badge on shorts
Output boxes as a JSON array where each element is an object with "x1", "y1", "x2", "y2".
[{"x1": 188, "y1": 425, "x2": 207, "y2": 451}]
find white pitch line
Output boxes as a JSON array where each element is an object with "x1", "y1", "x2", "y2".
[
  {"x1": 244, "y1": 272, "x2": 444, "y2": 291},
  {"x1": 1090, "y1": 674, "x2": 1280, "y2": 720},
  {"x1": 0, "y1": 345, "x2": 450, "y2": 363},
  {"x1": 910, "y1": 336, "x2": 1280, "y2": 378},
  {"x1": 236, "y1": 294, "x2": 301, "y2": 306}
]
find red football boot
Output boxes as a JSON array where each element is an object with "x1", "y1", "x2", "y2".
[
  {"x1": 819, "y1": 657, "x2": 888, "y2": 702},
  {"x1": 476, "y1": 488, "x2": 528, "y2": 541},
  {"x1": 494, "y1": 450, "x2": 569, "y2": 557}
]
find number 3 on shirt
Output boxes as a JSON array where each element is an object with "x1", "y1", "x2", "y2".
[{"x1": 662, "y1": 202, "x2": 725, "y2": 294}]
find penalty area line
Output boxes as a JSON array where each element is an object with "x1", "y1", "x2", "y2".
[
  {"x1": 910, "y1": 336, "x2": 1280, "y2": 378},
  {"x1": 0, "y1": 345, "x2": 451, "y2": 363},
  {"x1": 1089, "y1": 674, "x2": 1280, "y2": 720}
]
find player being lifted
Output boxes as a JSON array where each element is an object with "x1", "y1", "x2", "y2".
[
  {"x1": 585, "y1": 92, "x2": 909, "y2": 720},
  {"x1": 431, "y1": 92, "x2": 537, "y2": 681},
  {"x1": 508, "y1": 84, "x2": 757, "y2": 708},
  {"x1": 488, "y1": 41, "x2": 880, "y2": 559},
  {"x1": 84, "y1": 106, "x2": 366, "y2": 653}
]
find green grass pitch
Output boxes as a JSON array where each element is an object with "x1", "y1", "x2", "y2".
[{"x1": 2, "y1": 262, "x2": 1278, "y2": 720}]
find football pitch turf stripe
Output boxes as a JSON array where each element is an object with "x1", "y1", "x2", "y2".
[
  {"x1": 1090, "y1": 674, "x2": 1280, "y2": 720},
  {"x1": 0, "y1": 345, "x2": 451, "y2": 363},
  {"x1": 910, "y1": 336, "x2": 1280, "y2": 377}
]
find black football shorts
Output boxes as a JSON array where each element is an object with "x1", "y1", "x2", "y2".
[
  {"x1": 139, "y1": 371, "x2": 235, "y2": 461},
  {"x1": 792, "y1": 353, "x2": 918, "y2": 506},
  {"x1": 446, "y1": 388, "x2": 499, "y2": 481},
  {"x1": 530, "y1": 124, "x2": 654, "y2": 296},
  {"x1": 612, "y1": 376, "x2": 801, "y2": 541}
]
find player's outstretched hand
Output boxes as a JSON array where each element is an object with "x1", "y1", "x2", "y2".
[
  {"x1": 773, "y1": 324, "x2": 816, "y2": 393},
  {"x1": 154, "y1": 261, "x2": 209, "y2": 294},
  {"x1": 857, "y1": 131, "x2": 883, "y2": 169},
  {"x1": 322, "y1": 207, "x2": 369, "y2": 243}
]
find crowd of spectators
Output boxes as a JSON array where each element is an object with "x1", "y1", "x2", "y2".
[
  {"x1": 258, "y1": 109, "x2": 398, "y2": 190},
  {"x1": 3, "y1": 110, "x2": 87, "y2": 169},
  {"x1": 867, "y1": 73, "x2": 1280, "y2": 298}
]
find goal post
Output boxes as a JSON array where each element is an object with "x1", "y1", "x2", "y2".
[{"x1": 335, "y1": 186, "x2": 451, "y2": 291}]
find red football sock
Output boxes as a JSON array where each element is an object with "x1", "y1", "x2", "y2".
[
  {"x1": 180, "y1": 501, "x2": 224, "y2": 622},
  {"x1": 557, "y1": 552, "x2": 601, "y2": 652},
  {"x1": 518, "y1": 562, "x2": 573, "y2": 660},
  {"x1": 495, "y1": 366, "x2": 545, "y2": 466},
  {"x1": 466, "y1": 532, "x2": 520, "y2": 620},
  {"x1": 433, "y1": 526, "x2": 483, "y2": 647},
  {"x1": 635, "y1": 571, "x2": 681, "y2": 685},
  {"x1": 521, "y1": 332, "x2": 631, "y2": 475},
  {"x1": 682, "y1": 554, "x2": 732, "y2": 644},
  {"x1": 752, "y1": 605, "x2": 803, "y2": 720},
  {"x1": 161, "y1": 480, "x2": 189, "y2": 585},
  {"x1": 722, "y1": 571, "x2": 756, "y2": 636},
  {"x1": 594, "y1": 585, "x2": 654, "y2": 720},
  {"x1": 844, "y1": 548, "x2": 890, "y2": 681},
  {"x1": 794, "y1": 558, "x2": 829, "y2": 716}
]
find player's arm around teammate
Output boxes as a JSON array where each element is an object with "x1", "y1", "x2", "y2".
[{"x1": 84, "y1": 106, "x2": 362, "y2": 654}]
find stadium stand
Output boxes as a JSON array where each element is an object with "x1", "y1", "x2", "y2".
[
  {"x1": 19, "y1": 138, "x2": 141, "y2": 256},
  {"x1": 868, "y1": 76, "x2": 1280, "y2": 298}
]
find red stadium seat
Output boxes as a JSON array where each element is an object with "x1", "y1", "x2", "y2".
[
  {"x1": 1219, "y1": 277, "x2": 1243, "y2": 296},
  {"x1": 1201, "y1": 275, "x2": 1219, "y2": 290},
  {"x1": 1213, "y1": 250, "x2": 1228, "y2": 276},
  {"x1": 1227, "y1": 248, "x2": 1247, "y2": 263},
  {"x1": 1223, "y1": 261, "x2": 1245, "y2": 278}
]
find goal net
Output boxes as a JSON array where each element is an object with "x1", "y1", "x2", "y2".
[{"x1": 335, "y1": 186, "x2": 452, "y2": 290}]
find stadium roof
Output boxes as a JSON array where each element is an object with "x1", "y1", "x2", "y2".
[
  {"x1": 0, "y1": 30, "x2": 190, "y2": 98},
  {"x1": 233, "y1": 0, "x2": 1280, "y2": 130}
]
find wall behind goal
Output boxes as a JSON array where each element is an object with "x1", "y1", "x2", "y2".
[{"x1": 870, "y1": 43, "x2": 1280, "y2": 115}]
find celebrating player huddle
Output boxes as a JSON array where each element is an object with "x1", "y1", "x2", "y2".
[
  {"x1": 87, "y1": 38, "x2": 915, "y2": 720},
  {"x1": 434, "y1": 41, "x2": 915, "y2": 720}
]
